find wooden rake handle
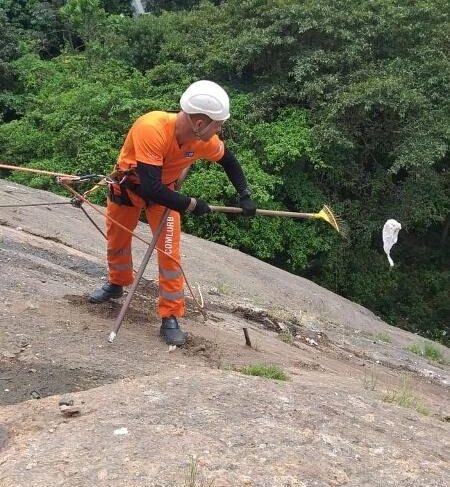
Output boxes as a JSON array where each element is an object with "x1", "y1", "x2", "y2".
[{"x1": 209, "y1": 205, "x2": 316, "y2": 220}]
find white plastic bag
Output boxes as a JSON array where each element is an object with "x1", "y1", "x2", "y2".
[{"x1": 382, "y1": 219, "x2": 402, "y2": 267}]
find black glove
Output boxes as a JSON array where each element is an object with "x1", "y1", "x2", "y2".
[
  {"x1": 239, "y1": 195, "x2": 257, "y2": 217},
  {"x1": 191, "y1": 198, "x2": 211, "y2": 216}
]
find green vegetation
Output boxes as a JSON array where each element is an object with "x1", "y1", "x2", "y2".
[
  {"x1": 181, "y1": 456, "x2": 214, "y2": 487},
  {"x1": 240, "y1": 364, "x2": 289, "y2": 381},
  {"x1": 383, "y1": 376, "x2": 429, "y2": 416},
  {"x1": 362, "y1": 368, "x2": 377, "y2": 391},
  {"x1": 279, "y1": 329, "x2": 294, "y2": 345},
  {"x1": 374, "y1": 333, "x2": 392, "y2": 344},
  {"x1": 0, "y1": 0, "x2": 448, "y2": 343},
  {"x1": 407, "y1": 342, "x2": 447, "y2": 365}
]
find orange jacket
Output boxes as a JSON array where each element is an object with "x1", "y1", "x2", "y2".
[{"x1": 117, "y1": 111, "x2": 225, "y2": 184}]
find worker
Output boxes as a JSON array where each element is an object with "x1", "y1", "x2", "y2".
[{"x1": 89, "y1": 80, "x2": 257, "y2": 346}]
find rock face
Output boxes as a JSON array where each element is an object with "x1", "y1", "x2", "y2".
[{"x1": 0, "y1": 180, "x2": 449, "y2": 486}]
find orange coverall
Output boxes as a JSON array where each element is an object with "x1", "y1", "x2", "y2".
[{"x1": 107, "y1": 111, "x2": 224, "y2": 318}]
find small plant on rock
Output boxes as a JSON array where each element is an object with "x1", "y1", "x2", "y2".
[
  {"x1": 240, "y1": 364, "x2": 289, "y2": 381},
  {"x1": 406, "y1": 342, "x2": 447, "y2": 364},
  {"x1": 279, "y1": 328, "x2": 294, "y2": 345},
  {"x1": 362, "y1": 367, "x2": 377, "y2": 391},
  {"x1": 182, "y1": 456, "x2": 214, "y2": 487},
  {"x1": 383, "y1": 376, "x2": 429, "y2": 415},
  {"x1": 374, "y1": 332, "x2": 392, "y2": 344}
]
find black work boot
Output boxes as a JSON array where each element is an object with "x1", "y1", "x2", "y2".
[
  {"x1": 160, "y1": 316, "x2": 186, "y2": 346},
  {"x1": 89, "y1": 282, "x2": 123, "y2": 303}
]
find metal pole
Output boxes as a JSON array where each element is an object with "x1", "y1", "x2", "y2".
[
  {"x1": 108, "y1": 168, "x2": 189, "y2": 343},
  {"x1": 209, "y1": 205, "x2": 315, "y2": 219}
]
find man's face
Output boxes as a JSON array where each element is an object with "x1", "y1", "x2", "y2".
[{"x1": 193, "y1": 116, "x2": 224, "y2": 141}]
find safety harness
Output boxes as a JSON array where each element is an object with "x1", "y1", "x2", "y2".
[
  {"x1": 106, "y1": 165, "x2": 179, "y2": 208},
  {"x1": 105, "y1": 167, "x2": 144, "y2": 207}
]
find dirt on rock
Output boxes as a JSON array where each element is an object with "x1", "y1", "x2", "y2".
[{"x1": 0, "y1": 180, "x2": 449, "y2": 487}]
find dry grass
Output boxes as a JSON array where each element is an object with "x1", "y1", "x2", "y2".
[
  {"x1": 172, "y1": 456, "x2": 214, "y2": 487},
  {"x1": 383, "y1": 376, "x2": 429, "y2": 416},
  {"x1": 362, "y1": 367, "x2": 377, "y2": 391},
  {"x1": 406, "y1": 341, "x2": 447, "y2": 364},
  {"x1": 374, "y1": 332, "x2": 392, "y2": 344},
  {"x1": 279, "y1": 329, "x2": 294, "y2": 345}
]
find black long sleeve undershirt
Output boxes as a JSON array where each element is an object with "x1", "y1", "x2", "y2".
[
  {"x1": 135, "y1": 162, "x2": 191, "y2": 211},
  {"x1": 135, "y1": 148, "x2": 248, "y2": 211},
  {"x1": 217, "y1": 148, "x2": 249, "y2": 196}
]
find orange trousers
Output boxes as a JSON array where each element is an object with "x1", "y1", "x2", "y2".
[{"x1": 106, "y1": 190, "x2": 184, "y2": 318}]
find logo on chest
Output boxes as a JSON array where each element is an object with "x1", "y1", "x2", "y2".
[{"x1": 184, "y1": 151, "x2": 195, "y2": 158}]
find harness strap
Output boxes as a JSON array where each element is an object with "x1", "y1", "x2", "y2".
[
  {"x1": 106, "y1": 172, "x2": 135, "y2": 207},
  {"x1": 106, "y1": 169, "x2": 151, "y2": 207},
  {"x1": 108, "y1": 190, "x2": 134, "y2": 207},
  {"x1": 107, "y1": 167, "x2": 179, "y2": 208}
]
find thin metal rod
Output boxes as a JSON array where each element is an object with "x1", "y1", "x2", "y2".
[
  {"x1": 108, "y1": 168, "x2": 190, "y2": 343},
  {"x1": 243, "y1": 327, "x2": 252, "y2": 347},
  {"x1": 210, "y1": 205, "x2": 315, "y2": 220},
  {"x1": 108, "y1": 206, "x2": 170, "y2": 343}
]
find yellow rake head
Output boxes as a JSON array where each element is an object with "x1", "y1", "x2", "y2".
[{"x1": 313, "y1": 205, "x2": 348, "y2": 238}]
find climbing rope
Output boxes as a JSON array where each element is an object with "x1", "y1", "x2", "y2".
[
  {"x1": 0, "y1": 162, "x2": 205, "y2": 310},
  {"x1": 62, "y1": 182, "x2": 205, "y2": 310},
  {"x1": 0, "y1": 201, "x2": 72, "y2": 208}
]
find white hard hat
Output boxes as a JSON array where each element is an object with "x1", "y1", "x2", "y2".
[{"x1": 180, "y1": 80, "x2": 230, "y2": 121}]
